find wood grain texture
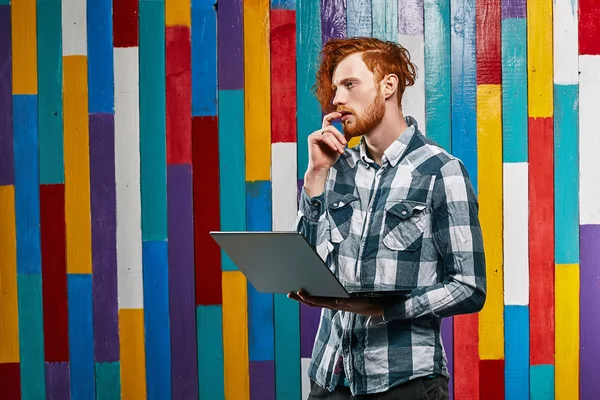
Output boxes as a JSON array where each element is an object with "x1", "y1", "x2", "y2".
[
  {"x1": 454, "y1": 314, "x2": 479, "y2": 399},
  {"x1": 579, "y1": 0, "x2": 600, "y2": 55},
  {"x1": 527, "y1": 0, "x2": 553, "y2": 117},
  {"x1": 476, "y1": 0, "x2": 501, "y2": 84},
  {"x1": 218, "y1": 0, "x2": 244, "y2": 90},
  {"x1": 191, "y1": 0, "x2": 217, "y2": 116},
  {"x1": 321, "y1": 0, "x2": 346, "y2": 43},
  {"x1": 373, "y1": 0, "x2": 398, "y2": 42},
  {"x1": 346, "y1": 0, "x2": 371, "y2": 37},
  {"x1": 11, "y1": 0, "x2": 37, "y2": 94},
  {"x1": 61, "y1": 0, "x2": 87, "y2": 56},
  {"x1": 555, "y1": 264, "x2": 579, "y2": 400},
  {"x1": 553, "y1": 0, "x2": 578, "y2": 84},
  {"x1": 119, "y1": 309, "x2": 147, "y2": 400},
  {"x1": 398, "y1": 0, "x2": 424, "y2": 35},
  {"x1": 504, "y1": 305, "x2": 529, "y2": 399}
]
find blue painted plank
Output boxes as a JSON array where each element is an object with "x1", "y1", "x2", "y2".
[
  {"x1": 218, "y1": 90, "x2": 246, "y2": 272},
  {"x1": 140, "y1": 0, "x2": 167, "y2": 241},
  {"x1": 372, "y1": 0, "x2": 398, "y2": 42},
  {"x1": 191, "y1": 0, "x2": 217, "y2": 116},
  {"x1": 530, "y1": 365, "x2": 554, "y2": 400},
  {"x1": 554, "y1": 84, "x2": 579, "y2": 265},
  {"x1": 271, "y1": 0, "x2": 296, "y2": 10},
  {"x1": 501, "y1": 18, "x2": 528, "y2": 163},
  {"x1": 37, "y1": 0, "x2": 64, "y2": 184},
  {"x1": 17, "y1": 274, "x2": 47, "y2": 400},
  {"x1": 274, "y1": 294, "x2": 301, "y2": 400},
  {"x1": 87, "y1": 0, "x2": 114, "y2": 113},
  {"x1": 142, "y1": 240, "x2": 172, "y2": 400},
  {"x1": 68, "y1": 274, "x2": 95, "y2": 400},
  {"x1": 504, "y1": 305, "x2": 529, "y2": 400},
  {"x1": 346, "y1": 0, "x2": 371, "y2": 37},
  {"x1": 95, "y1": 362, "x2": 122, "y2": 400},
  {"x1": 13, "y1": 95, "x2": 42, "y2": 275},
  {"x1": 197, "y1": 305, "x2": 225, "y2": 400}
]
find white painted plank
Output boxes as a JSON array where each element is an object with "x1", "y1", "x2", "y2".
[
  {"x1": 398, "y1": 34, "x2": 426, "y2": 134},
  {"x1": 398, "y1": 0, "x2": 425, "y2": 35},
  {"x1": 503, "y1": 162, "x2": 529, "y2": 305},
  {"x1": 114, "y1": 47, "x2": 143, "y2": 309},
  {"x1": 62, "y1": 0, "x2": 87, "y2": 56},
  {"x1": 579, "y1": 55, "x2": 600, "y2": 225},
  {"x1": 301, "y1": 357, "x2": 311, "y2": 399},
  {"x1": 553, "y1": 0, "x2": 579, "y2": 84},
  {"x1": 272, "y1": 143, "x2": 298, "y2": 231}
]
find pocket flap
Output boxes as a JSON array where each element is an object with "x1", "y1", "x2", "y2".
[
  {"x1": 327, "y1": 192, "x2": 359, "y2": 210},
  {"x1": 386, "y1": 200, "x2": 426, "y2": 219}
]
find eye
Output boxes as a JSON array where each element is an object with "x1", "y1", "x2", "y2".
[{"x1": 346, "y1": 82, "x2": 354, "y2": 88}]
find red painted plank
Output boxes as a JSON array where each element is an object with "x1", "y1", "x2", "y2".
[
  {"x1": 0, "y1": 362, "x2": 21, "y2": 399},
  {"x1": 166, "y1": 26, "x2": 192, "y2": 164},
  {"x1": 528, "y1": 116, "x2": 554, "y2": 365},
  {"x1": 476, "y1": 0, "x2": 501, "y2": 84},
  {"x1": 40, "y1": 184, "x2": 69, "y2": 362},
  {"x1": 579, "y1": 0, "x2": 600, "y2": 55},
  {"x1": 113, "y1": 0, "x2": 139, "y2": 48},
  {"x1": 192, "y1": 116, "x2": 222, "y2": 305},
  {"x1": 454, "y1": 314, "x2": 480, "y2": 399},
  {"x1": 270, "y1": 9, "x2": 297, "y2": 144},
  {"x1": 480, "y1": 359, "x2": 505, "y2": 400}
]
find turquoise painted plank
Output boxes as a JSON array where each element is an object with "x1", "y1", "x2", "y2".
[
  {"x1": 372, "y1": 0, "x2": 397, "y2": 42},
  {"x1": 191, "y1": 0, "x2": 217, "y2": 116},
  {"x1": 17, "y1": 274, "x2": 47, "y2": 399},
  {"x1": 272, "y1": 0, "x2": 296, "y2": 10},
  {"x1": 87, "y1": 0, "x2": 114, "y2": 113},
  {"x1": 218, "y1": 90, "x2": 245, "y2": 271},
  {"x1": 554, "y1": 84, "x2": 579, "y2": 264},
  {"x1": 530, "y1": 365, "x2": 554, "y2": 400},
  {"x1": 505, "y1": 305, "x2": 529, "y2": 400},
  {"x1": 502, "y1": 18, "x2": 528, "y2": 163},
  {"x1": 95, "y1": 362, "x2": 121, "y2": 400},
  {"x1": 346, "y1": 0, "x2": 371, "y2": 37},
  {"x1": 37, "y1": 0, "x2": 64, "y2": 184},
  {"x1": 424, "y1": 0, "x2": 451, "y2": 152},
  {"x1": 140, "y1": 0, "x2": 167, "y2": 241},
  {"x1": 68, "y1": 274, "x2": 95, "y2": 400},
  {"x1": 297, "y1": 0, "x2": 322, "y2": 179},
  {"x1": 197, "y1": 305, "x2": 224, "y2": 400},
  {"x1": 0, "y1": 0, "x2": 9, "y2": 5},
  {"x1": 275, "y1": 294, "x2": 301, "y2": 400}
]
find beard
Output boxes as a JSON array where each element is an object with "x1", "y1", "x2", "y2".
[{"x1": 339, "y1": 93, "x2": 385, "y2": 140}]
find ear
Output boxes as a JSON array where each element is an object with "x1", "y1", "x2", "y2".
[{"x1": 381, "y1": 74, "x2": 399, "y2": 100}]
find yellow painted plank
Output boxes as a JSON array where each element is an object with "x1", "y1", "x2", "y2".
[
  {"x1": 222, "y1": 271, "x2": 249, "y2": 400},
  {"x1": 527, "y1": 0, "x2": 553, "y2": 117},
  {"x1": 119, "y1": 309, "x2": 147, "y2": 400},
  {"x1": 477, "y1": 84, "x2": 504, "y2": 360},
  {"x1": 555, "y1": 264, "x2": 579, "y2": 400},
  {"x1": 165, "y1": 0, "x2": 191, "y2": 27},
  {"x1": 11, "y1": 0, "x2": 38, "y2": 94},
  {"x1": 244, "y1": 0, "x2": 271, "y2": 182},
  {"x1": 63, "y1": 56, "x2": 92, "y2": 274},
  {"x1": 0, "y1": 186, "x2": 20, "y2": 363},
  {"x1": 348, "y1": 136, "x2": 361, "y2": 149}
]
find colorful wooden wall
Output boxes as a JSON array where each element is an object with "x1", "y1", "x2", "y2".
[{"x1": 0, "y1": 0, "x2": 599, "y2": 399}]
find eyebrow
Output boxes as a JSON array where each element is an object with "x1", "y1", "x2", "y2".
[{"x1": 332, "y1": 77, "x2": 358, "y2": 89}]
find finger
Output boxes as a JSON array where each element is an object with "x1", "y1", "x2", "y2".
[
  {"x1": 322, "y1": 126, "x2": 347, "y2": 146},
  {"x1": 322, "y1": 112, "x2": 342, "y2": 129},
  {"x1": 321, "y1": 132, "x2": 345, "y2": 154}
]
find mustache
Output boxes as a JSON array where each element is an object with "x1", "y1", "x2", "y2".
[{"x1": 336, "y1": 107, "x2": 354, "y2": 114}]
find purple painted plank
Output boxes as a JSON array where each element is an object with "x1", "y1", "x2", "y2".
[
  {"x1": 46, "y1": 362, "x2": 71, "y2": 400},
  {"x1": 89, "y1": 113, "x2": 120, "y2": 363},
  {"x1": 300, "y1": 304, "x2": 321, "y2": 358},
  {"x1": 580, "y1": 224, "x2": 600, "y2": 400},
  {"x1": 441, "y1": 317, "x2": 454, "y2": 400},
  {"x1": 218, "y1": 0, "x2": 244, "y2": 90},
  {"x1": 502, "y1": 0, "x2": 526, "y2": 19},
  {"x1": 167, "y1": 164, "x2": 199, "y2": 399},
  {"x1": 399, "y1": 0, "x2": 424, "y2": 35},
  {"x1": 321, "y1": 0, "x2": 346, "y2": 45},
  {"x1": 0, "y1": 6, "x2": 14, "y2": 185},
  {"x1": 250, "y1": 360, "x2": 275, "y2": 400}
]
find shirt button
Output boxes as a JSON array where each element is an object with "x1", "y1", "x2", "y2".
[
  {"x1": 333, "y1": 202, "x2": 339, "y2": 207},
  {"x1": 368, "y1": 207, "x2": 373, "y2": 213},
  {"x1": 312, "y1": 211, "x2": 319, "y2": 216},
  {"x1": 401, "y1": 210, "x2": 408, "y2": 215}
]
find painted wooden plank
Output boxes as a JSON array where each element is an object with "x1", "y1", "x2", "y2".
[
  {"x1": 166, "y1": 26, "x2": 192, "y2": 165},
  {"x1": 321, "y1": 0, "x2": 346, "y2": 44},
  {"x1": 167, "y1": 164, "x2": 199, "y2": 399},
  {"x1": 197, "y1": 305, "x2": 224, "y2": 400},
  {"x1": 555, "y1": 264, "x2": 579, "y2": 400},
  {"x1": 192, "y1": 116, "x2": 222, "y2": 305},
  {"x1": 272, "y1": 143, "x2": 298, "y2": 231},
  {"x1": 503, "y1": 163, "x2": 529, "y2": 306},
  {"x1": 218, "y1": 0, "x2": 244, "y2": 90},
  {"x1": 37, "y1": 0, "x2": 64, "y2": 184},
  {"x1": 346, "y1": 0, "x2": 371, "y2": 37},
  {"x1": 441, "y1": 318, "x2": 454, "y2": 400},
  {"x1": 501, "y1": 18, "x2": 527, "y2": 163},
  {"x1": 0, "y1": 363, "x2": 21, "y2": 398},
  {"x1": 476, "y1": 0, "x2": 501, "y2": 85},
  {"x1": 87, "y1": 0, "x2": 114, "y2": 114},
  {"x1": 61, "y1": 0, "x2": 87, "y2": 56},
  {"x1": 453, "y1": 314, "x2": 479, "y2": 399},
  {"x1": 14, "y1": 95, "x2": 42, "y2": 275},
  {"x1": 373, "y1": 0, "x2": 398, "y2": 42},
  {"x1": 502, "y1": 0, "x2": 525, "y2": 17},
  {"x1": 424, "y1": 0, "x2": 450, "y2": 150},
  {"x1": 553, "y1": 0, "x2": 578, "y2": 84},
  {"x1": 579, "y1": 56, "x2": 600, "y2": 225},
  {"x1": 95, "y1": 362, "x2": 122, "y2": 400},
  {"x1": 119, "y1": 309, "x2": 147, "y2": 399},
  {"x1": 300, "y1": 304, "x2": 320, "y2": 358},
  {"x1": 40, "y1": 184, "x2": 69, "y2": 363},
  {"x1": 579, "y1": 0, "x2": 600, "y2": 55},
  {"x1": 89, "y1": 113, "x2": 120, "y2": 362},
  {"x1": 528, "y1": 116, "x2": 554, "y2": 367},
  {"x1": 479, "y1": 359, "x2": 504, "y2": 399},
  {"x1": 113, "y1": 0, "x2": 139, "y2": 48},
  {"x1": 301, "y1": 358, "x2": 311, "y2": 399},
  {"x1": 250, "y1": 361, "x2": 275, "y2": 400},
  {"x1": 398, "y1": 34, "x2": 426, "y2": 135},
  {"x1": 68, "y1": 274, "x2": 95, "y2": 400},
  {"x1": 63, "y1": 56, "x2": 92, "y2": 274},
  {"x1": 274, "y1": 293, "x2": 301, "y2": 400},
  {"x1": 530, "y1": 365, "x2": 554, "y2": 399},
  {"x1": 222, "y1": 270, "x2": 250, "y2": 400},
  {"x1": 191, "y1": 0, "x2": 217, "y2": 116},
  {"x1": 580, "y1": 224, "x2": 600, "y2": 399},
  {"x1": 0, "y1": 5, "x2": 13, "y2": 185},
  {"x1": 140, "y1": 0, "x2": 167, "y2": 242},
  {"x1": 11, "y1": 0, "x2": 37, "y2": 94},
  {"x1": 272, "y1": 0, "x2": 296, "y2": 9},
  {"x1": 166, "y1": 0, "x2": 191, "y2": 27},
  {"x1": 247, "y1": 278, "x2": 275, "y2": 363},
  {"x1": 142, "y1": 241, "x2": 172, "y2": 400},
  {"x1": 527, "y1": 0, "x2": 553, "y2": 118},
  {"x1": 398, "y1": 0, "x2": 424, "y2": 35},
  {"x1": 477, "y1": 85, "x2": 503, "y2": 360},
  {"x1": 504, "y1": 305, "x2": 529, "y2": 400},
  {"x1": 0, "y1": 186, "x2": 19, "y2": 363},
  {"x1": 46, "y1": 361, "x2": 70, "y2": 400}
]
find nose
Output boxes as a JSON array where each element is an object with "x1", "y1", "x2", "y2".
[{"x1": 332, "y1": 88, "x2": 346, "y2": 107}]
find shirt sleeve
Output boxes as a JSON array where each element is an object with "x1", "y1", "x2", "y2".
[
  {"x1": 293, "y1": 186, "x2": 334, "y2": 262},
  {"x1": 382, "y1": 158, "x2": 487, "y2": 321}
]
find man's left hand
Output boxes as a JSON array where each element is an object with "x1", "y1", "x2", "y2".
[{"x1": 288, "y1": 289, "x2": 384, "y2": 317}]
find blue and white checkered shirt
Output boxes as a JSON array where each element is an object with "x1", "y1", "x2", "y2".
[{"x1": 295, "y1": 117, "x2": 486, "y2": 396}]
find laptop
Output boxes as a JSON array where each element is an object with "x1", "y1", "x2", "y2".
[{"x1": 209, "y1": 231, "x2": 414, "y2": 298}]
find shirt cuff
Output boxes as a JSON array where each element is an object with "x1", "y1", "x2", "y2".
[{"x1": 299, "y1": 186, "x2": 326, "y2": 222}]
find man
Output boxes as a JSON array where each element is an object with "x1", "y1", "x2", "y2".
[{"x1": 289, "y1": 37, "x2": 486, "y2": 399}]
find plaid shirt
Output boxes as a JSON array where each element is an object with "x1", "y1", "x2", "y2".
[{"x1": 294, "y1": 117, "x2": 486, "y2": 395}]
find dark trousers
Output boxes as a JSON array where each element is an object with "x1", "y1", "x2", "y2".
[{"x1": 308, "y1": 376, "x2": 449, "y2": 400}]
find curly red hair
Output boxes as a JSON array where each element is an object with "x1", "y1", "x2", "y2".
[{"x1": 313, "y1": 37, "x2": 417, "y2": 113}]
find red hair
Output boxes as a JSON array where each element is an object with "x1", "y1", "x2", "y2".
[{"x1": 313, "y1": 37, "x2": 417, "y2": 113}]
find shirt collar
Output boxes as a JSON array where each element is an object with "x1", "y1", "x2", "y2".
[{"x1": 357, "y1": 116, "x2": 418, "y2": 168}]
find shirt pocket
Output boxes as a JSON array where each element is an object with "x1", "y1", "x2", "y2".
[
  {"x1": 327, "y1": 192, "x2": 359, "y2": 244},
  {"x1": 382, "y1": 200, "x2": 427, "y2": 251}
]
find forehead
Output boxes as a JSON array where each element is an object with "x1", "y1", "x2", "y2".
[{"x1": 332, "y1": 53, "x2": 373, "y2": 85}]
